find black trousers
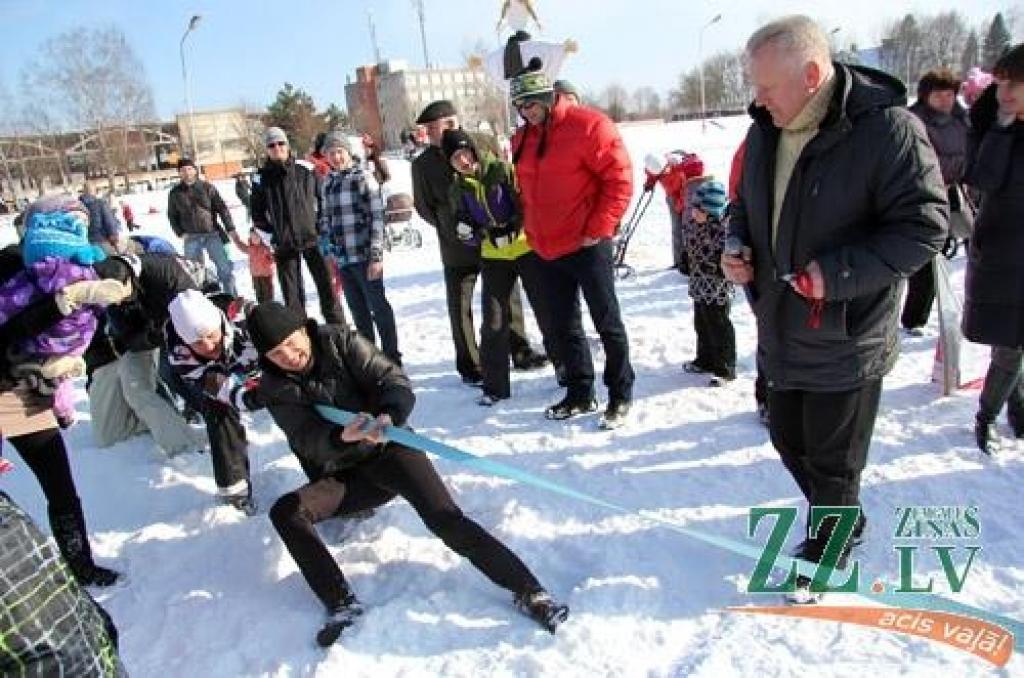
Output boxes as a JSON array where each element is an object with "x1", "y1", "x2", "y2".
[
  {"x1": 158, "y1": 350, "x2": 250, "y2": 493},
  {"x1": 540, "y1": 240, "x2": 634, "y2": 401},
  {"x1": 442, "y1": 264, "x2": 534, "y2": 381},
  {"x1": 768, "y1": 381, "x2": 882, "y2": 555},
  {"x1": 901, "y1": 260, "x2": 935, "y2": 330},
  {"x1": 693, "y1": 301, "x2": 736, "y2": 379},
  {"x1": 269, "y1": 444, "x2": 541, "y2": 611},
  {"x1": 203, "y1": 407, "x2": 250, "y2": 493},
  {"x1": 276, "y1": 246, "x2": 346, "y2": 325},
  {"x1": 3, "y1": 428, "x2": 99, "y2": 570},
  {"x1": 480, "y1": 253, "x2": 560, "y2": 398}
]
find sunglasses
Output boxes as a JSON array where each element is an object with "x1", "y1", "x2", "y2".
[
  {"x1": 266, "y1": 141, "x2": 287, "y2": 149},
  {"x1": 516, "y1": 100, "x2": 542, "y2": 113}
]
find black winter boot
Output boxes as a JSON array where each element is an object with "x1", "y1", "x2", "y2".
[
  {"x1": 515, "y1": 589, "x2": 569, "y2": 634},
  {"x1": 975, "y1": 412, "x2": 999, "y2": 455},
  {"x1": 1006, "y1": 381, "x2": 1024, "y2": 439},
  {"x1": 49, "y1": 507, "x2": 121, "y2": 587},
  {"x1": 316, "y1": 592, "x2": 364, "y2": 647}
]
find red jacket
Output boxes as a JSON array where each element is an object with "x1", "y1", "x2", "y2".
[
  {"x1": 512, "y1": 98, "x2": 633, "y2": 260},
  {"x1": 728, "y1": 140, "x2": 746, "y2": 201}
]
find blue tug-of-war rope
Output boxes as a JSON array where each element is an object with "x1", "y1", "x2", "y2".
[{"x1": 315, "y1": 404, "x2": 1024, "y2": 640}]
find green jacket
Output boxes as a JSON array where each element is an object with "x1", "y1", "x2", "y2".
[{"x1": 448, "y1": 152, "x2": 531, "y2": 261}]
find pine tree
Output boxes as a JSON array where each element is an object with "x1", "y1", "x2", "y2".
[
  {"x1": 982, "y1": 13, "x2": 1012, "y2": 69},
  {"x1": 323, "y1": 104, "x2": 350, "y2": 132},
  {"x1": 961, "y1": 30, "x2": 980, "y2": 77},
  {"x1": 265, "y1": 83, "x2": 321, "y2": 155}
]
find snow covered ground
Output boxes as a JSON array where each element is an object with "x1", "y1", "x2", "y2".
[{"x1": 4, "y1": 117, "x2": 1023, "y2": 677}]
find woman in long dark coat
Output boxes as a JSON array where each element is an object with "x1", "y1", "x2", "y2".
[{"x1": 963, "y1": 44, "x2": 1024, "y2": 453}]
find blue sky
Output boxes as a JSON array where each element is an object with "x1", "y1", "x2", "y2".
[{"x1": 0, "y1": 0, "x2": 1017, "y2": 122}]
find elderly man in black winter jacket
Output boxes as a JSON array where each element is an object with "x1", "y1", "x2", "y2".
[
  {"x1": 722, "y1": 15, "x2": 948, "y2": 602},
  {"x1": 244, "y1": 301, "x2": 567, "y2": 645},
  {"x1": 250, "y1": 127, "x2": 346, "y2": 326}
]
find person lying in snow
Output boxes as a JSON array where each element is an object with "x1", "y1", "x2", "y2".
[{"x1": 243, "y1": 301, "x2": 569, "y2": 646}]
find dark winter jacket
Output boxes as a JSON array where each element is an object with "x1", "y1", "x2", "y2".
[
  {"x1": 96, "y1": 253, "x2": 200, "y2": 352},
  {"x1": 962, "y1": 85, "x2": 1024, "y2": 348},
  {"x1": 0, "y1": 492, "x2": 125, "y2": 678},
  {"x1": 683, "y1": 213, "x2": 733, "y2": 305},
  {"x1": 730, "y1": 63, "x2": 948, "y2": 392},
  {"x1": 251, "y1": 157, "x2": 320, "y2": 254},
  {"x1": 909, "y1": 101, "x2": 969, "y2": 186},
  {"x1": 167, "y1": 180, "x2": 235, "y2": 238},
  {"x1": 165, "y1": 295, "x2": 266, "y2": 411},
  {"x1": 261, "y1": 322, "x2": 415, "y2": 481},
  {"x1": 411, "y1": 132, "x2": 501, "y2": 268},
  {"x1": 80, "y1": 194, "x2": 122, "y2": 245}
]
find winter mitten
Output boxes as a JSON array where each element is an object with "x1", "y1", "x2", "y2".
[
  {"x1": 56, "y1": 278, "x2": 133, "y2": 314},
  {"x1": 456, "y1": 222, "x2": 477, "y2": 244},
  {"x1": 39, "y1": 355, "x2": 86, "y2": 380}
]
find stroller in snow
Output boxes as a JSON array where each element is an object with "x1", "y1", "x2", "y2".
[
  {"x1": 383, "y1": 192, "x2": 423, "y2": 251},
  {"x1": 612, "y1": 154, "x2": 667, "y2": 279}
]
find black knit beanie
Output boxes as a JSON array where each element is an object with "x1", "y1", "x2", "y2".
[
  {"x1": 441, "y1": 129, "x2": 477, "y2": 164},
  {"x1": 247, "y1": 302, "x2": 307, "y2": 354}
]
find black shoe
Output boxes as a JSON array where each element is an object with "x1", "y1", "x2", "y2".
[
  {"x1": 71, "y1": 562, "x2": 122, "y2": 588},
  {"x1": 975, "y1": 413, "x2": 999, "y2": 455},
  {"x1": 513, "y1": 351, "x2": 550, "y2": 371},
  {"x1": 599, "y1": 399, "x2": 631, "y2": 430},
  {"x1": 682, "y1": 360, "x2": 711, "y2": 374},
  {"x1": 1007, "y1": 404, "x2": 1024, "y2": 439},
  {"x1": 461, "y1": 374, "x2": 484, "y2": 388},
  {"x1": 852, "y1": 513, "x2": 867, "y2": 546},
  {"x1": 223, "y1": 494, "x2": 258, "y2": 516},
  {"x1": 515, "y1": 589, "x2": 569, "y2": 634},
  {"x1": 477, "y1": 392, "x2": 508, "y2": 406},
  {"x1": 545, "y1": 395, "x2": 598, "y2": 420},
  {"x1": 317, "y1": 593, "x2": 365, "y2": 647}
]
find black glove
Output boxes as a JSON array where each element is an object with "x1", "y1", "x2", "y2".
[{"x1": 487, "y1": 223, "x2": 521, "y2": 248}]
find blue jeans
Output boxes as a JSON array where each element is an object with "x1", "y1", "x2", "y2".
[
  {"x1": 338, "y1": 261, "x2": 400, "y2": 364},
  {"x1": 183, "y1": 232, "x2": 236, "y2": 296}
]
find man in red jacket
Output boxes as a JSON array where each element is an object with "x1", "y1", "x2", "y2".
[{"x1": 511, "y1": 67, "x2": 635, "y2": 428}]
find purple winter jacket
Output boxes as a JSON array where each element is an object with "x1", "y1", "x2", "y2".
[{"x1": 0, "y1": 257, "x2": 98, "y2": 358}]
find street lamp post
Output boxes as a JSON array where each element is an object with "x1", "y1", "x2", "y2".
[
  {"x1": 830, "y1": 26, "x2": 841, "y2": 59},
  {"x1": 179, "y1": 14, "x2": 202, "y2": 162},
  {"x1": 698, "y1": 13, "x2": 722, "y2": 132}
]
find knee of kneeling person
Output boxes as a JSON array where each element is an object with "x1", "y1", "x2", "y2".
[{"x1": 269, "y1": 493, "x2": 305, "y2": 527}]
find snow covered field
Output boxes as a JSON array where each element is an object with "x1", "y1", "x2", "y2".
[{"x1": 3, "y1": 117, "x2": 1022, "y2": 677}]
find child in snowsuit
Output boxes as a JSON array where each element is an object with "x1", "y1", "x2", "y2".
[
  {"x1": 682, "y1": 180, "x2": 736, "y2": 386},
  {"x1": 238, "y1": 229, "x2": 276, "y2": 304},
  {"x1": 445, "y1": 128, "x2": 557, "y2": 404}
]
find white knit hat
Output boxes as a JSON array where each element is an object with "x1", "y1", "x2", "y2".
[{"x1": 169, "y1": 290, "x2": 223, "y2": 344}]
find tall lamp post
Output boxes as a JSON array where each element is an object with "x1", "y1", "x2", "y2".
[
  {"x1": 179, "y1": 14, "x2": 202, "y2": 162},
  {"x1": 698, "y1": 13, "x2": 722, "y2": 132},
  {"x1": 830, "y1": 26, "x2": 842, "y2": 59}
]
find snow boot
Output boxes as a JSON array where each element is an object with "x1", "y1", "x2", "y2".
[
  {"x1": 513, "y1": 351, "x2": 550, "y2": 371},
  {"x1": 975, "y1": 412, "x2": 999, "y2": 455},
  {"x1": 49, "y1": 506, "x2": 121, "y2": 588},
  {"x1": 1006, "y1": 381, "x2": 1024, "y2": 439},
  {"x1": 598, "y1": 399, "x2": 631, "y2": 430},
  {"x1": 545, "y1": 394, "x2": 598, "y2": 420},
  {"x1": 515, "y1": 589, "x2": 569, "y2": 634},
  {"x1": 316, "y1": 593, "x2": 365, "y2": 647}
]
